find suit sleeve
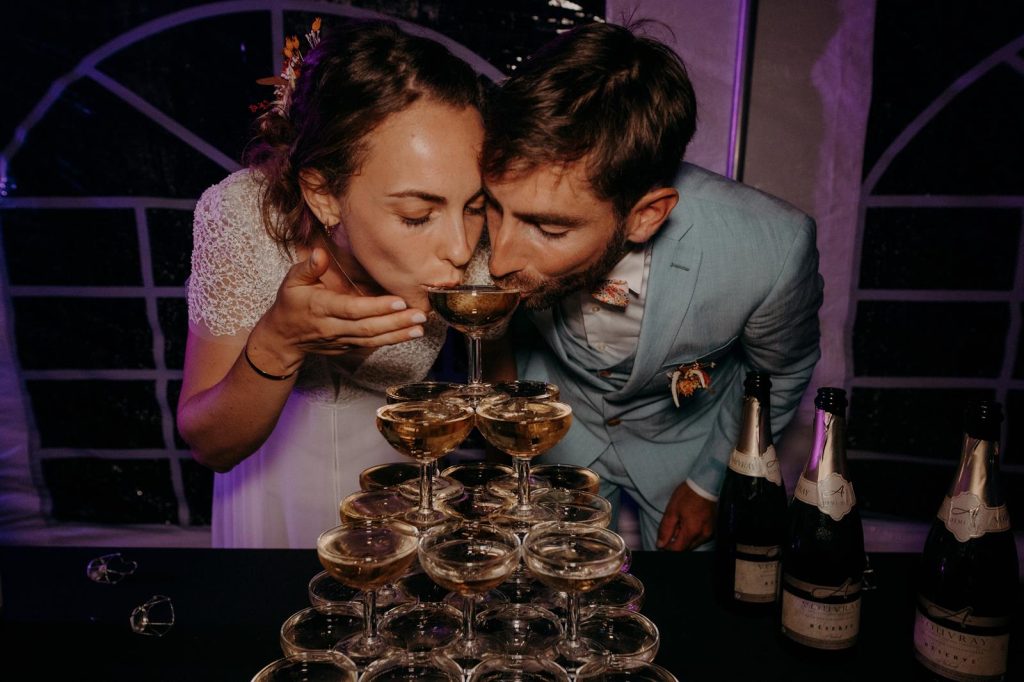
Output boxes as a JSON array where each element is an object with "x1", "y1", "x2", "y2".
[{"x1": 686, "y1": 215, "x2": 823, "y2": 498}]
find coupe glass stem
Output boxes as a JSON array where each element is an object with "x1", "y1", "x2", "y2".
[
  {"x1": 463, "y1": 593, "x2": 477, "y2": 644},
  {"x1": 362, "y1": 588, "x2": 379, "y2": 643},
  {"x1": 467, "y1": 335, "x2": 483, "y2": 385},
  {"x1": 514, "y1": 457, "x2": 531, "y2": 509},
  {"x1": 566, "y1": 591, "x2": 580, "y2": 645},
  {"x1": 419, "y1": 462, "x2": 435, "y2": 516}
]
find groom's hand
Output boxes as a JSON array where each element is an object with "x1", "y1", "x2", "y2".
[{"x1": 656, "y1": 482, "x2": 715, "y2": 551}]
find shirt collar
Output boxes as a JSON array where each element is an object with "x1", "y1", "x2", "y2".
[{"x1": 605, "y1": 245, "x2": 647, "y2": 295}]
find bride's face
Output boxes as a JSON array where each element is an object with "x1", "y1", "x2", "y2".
[{"x1": 336, "y1": 99, "x2": 485, "y2": 311}]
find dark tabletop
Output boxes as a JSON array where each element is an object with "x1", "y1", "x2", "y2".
[{"x1": 0, "y1": 546, "x2": 1020, "y2": 680}]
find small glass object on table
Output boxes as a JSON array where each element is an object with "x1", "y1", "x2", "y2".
[
  {"x1": 427, "y1": 285, "x2": 521, "y2": 404},
  {"x1": 376, "y1": 399, "x2": 475, "y2": 529},
  {"x1": 316, "y1": 520, "x2": 420, "y2": 668}
]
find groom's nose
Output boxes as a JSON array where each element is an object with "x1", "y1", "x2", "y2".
[{"x1": 487, "y1": 216, "x2": 525, "y2": 279}]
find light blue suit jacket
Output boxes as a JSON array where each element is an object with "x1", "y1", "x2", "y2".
[{"x1": 516, "y1": 163, "x2": 823, "y2": 512}]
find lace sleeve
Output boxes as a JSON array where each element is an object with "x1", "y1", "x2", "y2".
[{"x1": 187, "y1": 170, "x2": 292, "y2": 338}]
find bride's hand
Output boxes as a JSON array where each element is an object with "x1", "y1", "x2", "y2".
[{"x1": 246, "y1": 248, "x2": 428, "y2": 373}]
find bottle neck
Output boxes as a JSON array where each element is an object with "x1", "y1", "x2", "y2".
[
  {"x1": 736, "y1": 395, "x2": 773, "y2": 455},
  {"x1": 803, "y1": 407, "x2": 848, "y2": 482},
  {"x1": 948, "y1": 433, "x2": 1002, "y2": 506}
]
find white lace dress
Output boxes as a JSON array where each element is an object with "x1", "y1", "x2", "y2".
[{"x1": 188, "y1": 169, "x2": 487, "y2": 548}]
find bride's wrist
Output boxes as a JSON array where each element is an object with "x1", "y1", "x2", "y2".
[{"x1": 244, "y1": 327, "x2": 304, "y2": 379}]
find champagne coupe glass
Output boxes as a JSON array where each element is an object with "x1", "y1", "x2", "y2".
[
  {"x1": 469, "y1": 655, "x2": 571, "y2": 682},
  {"x1": 280, "y1": 603, "x2": 363, "y2": 656},
  {"x1": 578, "y1": 607, "x2": 660, "y2": 663},
  {"x1": 532, "y1": 464, "x2": 601, "y2": 495},
  {"x1": 379, "y1": 601, "x2": 462, "y2": 655},
  {"x1": 251, "y1": 651, "x2": 358, "y2": 682},
  {"x1": 316, "y1": 520, "x2": 420, "y2": 667},
  {"x1": 385, "y1": 381, "x2": 467, "y2": 404},
  {"x1": 360, "y1": 651, "x2": 463, "y2": 682},
  {"x1": 575, "y1": 659, "x2": 679, "y2": 682},
  {"x1": 475, "y1": 399, "x2": 573, "y2": 523},
  {"x1": 477, "y1": 602, "x2": 563, "y2": 659},
  {"x1": 376, "y1": 399, "x2": 476, "y2": 529},
  {"x1": 534, "y1": 489, "x2": 612, "y2": 527},
  {"x1": 441, "y1": 487, "x2": 511, "y2": 524},
  {"x1": 488, "y1": 463, "x2": 602, "y2": 502},
  {"x1": 544, "y1": 573, "x2": 646, "y2": 622},
  {"x1": 523, "y1": 522, "x2": 627, "y2": 669},
  {"x1": 386, "y1": 380, "x2": 469, "y2": 502},
  {"x1": 419, "y1": 521, "x2": 522, "y2": 672},
  {"x1": 340, "y1": 489, "x2": 416, "y2": 523},
  {"x1": 442, "y1": 461, "x2": 514, "y2": 491},
  {"x1": 426, "y1": 285, "x2": 521, "y2": 403},
  {"x1": 491, "y1": 380, "x2": 560, "y2": 401}
]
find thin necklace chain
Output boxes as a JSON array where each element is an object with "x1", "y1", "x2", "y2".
[{"x1": 320, "y1": 229, "x2": 366, "y2": 297}]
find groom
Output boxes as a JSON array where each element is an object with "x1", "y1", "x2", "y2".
[{"x1": 483, "y1": 22, "x2": 823, "y2": 551}]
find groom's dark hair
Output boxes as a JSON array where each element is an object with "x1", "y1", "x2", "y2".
[{"x1": 483, "y1": 21, "x2": 697, "y2": 219}]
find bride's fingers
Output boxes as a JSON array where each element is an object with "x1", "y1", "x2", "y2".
[
  {"x1": 298, "y1": 324, "x2": 425, "y2": 353},
  {"x1": 311, "y1": 288, "x2": 411, "y2": 319}
]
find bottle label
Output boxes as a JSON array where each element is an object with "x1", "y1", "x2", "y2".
[
  {"x1": 727, "y1": 445, "x2": 783, "y2": 486},
  {"x1": 795, "y1": 473, "x2": 856, "y2": 521},
  {"x1": 914, "y1": 598, "x2": 1009, "y2": 680},
  {"x1": 734, "y1": 543, "x2": 780, "y2": 602},
  {"x1": 937, "y1": 494, "x2": 1011, "y2": 542},
  {"x1": 781, "y1": 575, "x2": 861, "y2": 649}
]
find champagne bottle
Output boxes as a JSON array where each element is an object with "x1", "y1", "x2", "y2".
[
  {"x1": 913, "y1": 399, "x2": 1019, "y2": 681},
  {"x1": 714, "y1": 370, "x2": 787, "y2": 609},
  {"x1": 780, "y1": 386, "x2": 865, "y2": 652}
]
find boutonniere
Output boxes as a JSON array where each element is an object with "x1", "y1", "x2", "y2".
[{"x1": 668, "y1": 361, "x2": 715, "y2": 407}]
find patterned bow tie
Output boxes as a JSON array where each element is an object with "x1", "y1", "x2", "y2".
[{"x1": 592, "y1": 278, "x2": 630, "y2": 309}]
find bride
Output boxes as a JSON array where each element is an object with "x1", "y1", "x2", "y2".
[{"x1": 177, "y1": 20, "x2": 489, "y2": 548}]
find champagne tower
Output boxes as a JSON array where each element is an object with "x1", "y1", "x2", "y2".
[
  {"x1": 714, "y1": 370, "x2": 787, "y2": 610},
  {"x1": 914, "y1": 399, "x2": 1019, "y2": 681},
  {"x1": 780, "y1": 387, "x2": 865, "y2": 653}
]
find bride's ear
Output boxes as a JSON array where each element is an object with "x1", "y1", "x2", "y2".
[{"x1": 299, "y1": 169, "x2": 343, "y2": 227}]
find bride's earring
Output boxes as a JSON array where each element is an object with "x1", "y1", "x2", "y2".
[{"x1": 319, "y1": 221, "x2": 365, "y2": 297}]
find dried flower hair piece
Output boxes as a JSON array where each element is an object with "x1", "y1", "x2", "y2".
[{"x1": 250, "y1": 17, "x2": 322, "y2": 115}]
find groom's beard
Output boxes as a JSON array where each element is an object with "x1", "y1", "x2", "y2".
[{"x1": 493, "y1": 223, "x2": 630, "y2": 310}]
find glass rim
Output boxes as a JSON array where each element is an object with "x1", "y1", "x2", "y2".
[
  {"x1": 474, "y1": 399, "x2": 573, "y2": 422},
  {"x1": 316, "y1": 519, "x2": 420, "y2": 559},
  {"x1": 375, "y1": 399, "x2": 476, "y2": 423},
  {"x1": 425, "y1": 284, "x2": 520, "y2": 294}
]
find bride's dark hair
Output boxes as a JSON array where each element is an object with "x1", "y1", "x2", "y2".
[{"x1": 244, "y1": 20, "x2": 485, "y2": 249}]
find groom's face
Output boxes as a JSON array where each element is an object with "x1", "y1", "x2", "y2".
[{"x1": 486, "y1": 162, "x2": 628, "y2": 310}]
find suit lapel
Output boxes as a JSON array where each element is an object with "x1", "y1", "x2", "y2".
[{"x1": 609, "y1": 210, "x2": 701, "y2": 400}]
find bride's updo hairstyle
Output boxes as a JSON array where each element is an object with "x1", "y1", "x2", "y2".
[{"x1": 244, "y1": 20, "x2": 486, "y2": 248}]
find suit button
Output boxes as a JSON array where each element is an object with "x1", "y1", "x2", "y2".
[
  {"x1": 606, "y1": 417, "x2": 622, "y2": 426},
  {"x1": 598, "y1": 370, "x2": 612, "y2": 378}
]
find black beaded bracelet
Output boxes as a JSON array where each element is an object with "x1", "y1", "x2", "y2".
[{"x1": 243, "y1": 345, "x2": 297, "y2": 381}]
